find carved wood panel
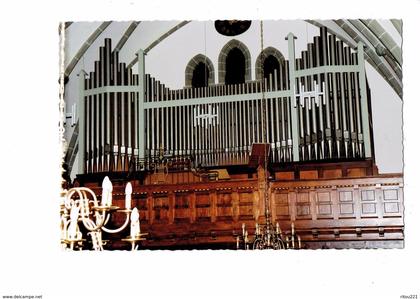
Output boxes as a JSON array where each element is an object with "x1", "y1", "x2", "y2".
[
  {"x1": 296, "y1": 192, "x2": 311, "y2": 219},
  {"x1": 382, "y1": 187, "x2": 401, "y2": 215},
  {"x1": 316, "y1": 191, "x2": 333, "y2": 219},
  {"x1": 196, "y1": 192, "x2": 211, "y2": 222},
  {"x1": 338, "y1": 190, "x2": 355, "y2": 218},
  {"x1": 360, "y1": 189, "x2": 377, "y2": 217},
  {"x1": 174, "y1": 192, "x2": 190, "y2": 223},
  {"x1": 152, "y1": 195, "x2": 170, "y2": 223},
  {"x1": 216, "y1": 192, "x2": 233, "y2": 221},
  {"x1": 274, "y1": 192, "x2": 290, "y2": 220},
  {"x1": 238, "y1": 191, "x2": 254, "y2": 220}
]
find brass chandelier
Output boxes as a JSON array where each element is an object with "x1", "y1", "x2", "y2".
[{"x1": 60, "y1": 177, "x2": 147, "y2": 251}]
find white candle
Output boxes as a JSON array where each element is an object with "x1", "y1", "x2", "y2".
[
  {"x1": 68, "y1": 206, "x2": 80, "y2": 239},
  {"x1": 101, "y1": 176, "x2": 113, "y2": 206},
  {"x1": 255, "y1": 223, "x2": 259, "y2": 235},
  {"x1": 108, "y1": 180, "x2": 113, "y2": 207},
  {"x1": 236, "y1": 236, "x2": 239, "y2": 249},
  {"x1": 101, "y1": 177, "x2": 108, "y2": 206},
  {"x1": 130, "y1": 207, "x2": 140, "y2": 238},
  {"x1": 298, "y1": 236, "x2": 301, "y2": 249},
  {"x1": 242, "y1": 223, "x2": 245, "y2": 236},
  {"x1": 125, "y1": 182, "x2": 132, "y2": 209},
  {"x1": 276, "y1": 222, "x2": 279, "y2": 234}
]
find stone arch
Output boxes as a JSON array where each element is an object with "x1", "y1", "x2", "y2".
[
  {"x1": 218, "y1": 39, "x2": 252, "y2": 84},
  {"x1": 255, "y1": 47, "x2": 285, "y2": 81},
  {"x1": 185, "y1": 54, "x2": 215, "y2": 87}
]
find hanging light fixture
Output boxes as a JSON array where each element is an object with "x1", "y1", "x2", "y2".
[
  {"x1": 60, "y1": 176, "x2": 148, "y2": 251},
  {"x1": 236, "y1": 21, "x2": 301, "y2": 250}
]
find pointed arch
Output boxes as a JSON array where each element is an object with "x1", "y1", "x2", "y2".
[
  {"x1": 255, "y1": 47, "x2": 285, "y2": 81},
  {"x1": 218, "y1": 39, "x2": 252, "y2": 84},
  {"x1": 185, "y1": 54, "x2": 215, "y2": 87}
]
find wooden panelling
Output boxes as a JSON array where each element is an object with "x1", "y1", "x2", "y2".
[
  {"x1": 152, "y1": 195, "x2": 170, "y2": 223},
  {"x1": 275, "y1": 172, "x2": 294, "y2": 180},
  {"x1": 323, "y1": 169, "x2": 342, "y2": 179},
  {"x1": 382, "y1": 186, "x2": 402, "y2": 216},
  {"x1": 196, "y1": 192, "x2": 211, "y2": 222},
  {"x1": 174, "y1": 192, "x2": 190, "y2": 223},
  {"x1": 361, "y1": 188, "x2": 377, "y2": 217},
  {"x1": 300, "y1": 170, "x2": 318, "y2": 180},
  {"x1": 274, "y1": 192, "x2": 290, "y2": 220},
  {"x1": 137, "y1": 198, "x2": 149, "y2": 223},
  {"x1": 316, "y1": 191, "x2": 333, "y2": 218},
  {"x1": 84, "y1": 173, "x2": 403, "y2": 249},
  {"x1": 296, "y1": 192, "x2": 311, "y2": 219},
  {"x1": 238, "y1": 191, "x2": 254, "y2": 220},
  {"x1": 216, "y1": 192, "x2": 233, "y2": 221},
  {"x1": 347, "y1": 168, "x2": 366, "y2": 177}
]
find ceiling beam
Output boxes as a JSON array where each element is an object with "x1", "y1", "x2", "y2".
[
  {"x1": 113, "y1": 21, "x2": 141, "y2": 52},
  {"x1": 64, "y1": 21, "x2": 112, "y2": 77}
]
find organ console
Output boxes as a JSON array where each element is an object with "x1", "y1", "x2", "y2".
[{"x1": 68, "y1": 26, "x2": 402, "y2": 250}]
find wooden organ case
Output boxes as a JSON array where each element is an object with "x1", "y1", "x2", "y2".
[{"x1": 68, "y1": 27, "x2": 403, "y2": 249}]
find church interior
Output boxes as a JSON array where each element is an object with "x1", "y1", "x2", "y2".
[{"x1": 60, "y1": 19, "x2": 403, "y2": 250}]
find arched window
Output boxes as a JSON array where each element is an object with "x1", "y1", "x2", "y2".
[
  {"x1": 185, "y1": 54, "x2": 215, "y2": 88},
  {"x1": 225, "y1": 48, "x2": 245, "y2": 84},
  {"x1": 191, "y1": 62, "x2": 210, "y2": 88},
  {"x1": 263, "y1": 55, "x2": 280, "y2": 80},
  {"x1": 218, "y1": 39, "x2": 251, "y2": 84},
  {"x1": 255, "y1": 47, "x2": 285, "y2": 82}
]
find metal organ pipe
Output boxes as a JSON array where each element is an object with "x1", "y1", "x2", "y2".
[
  {"x1": 321, "y1": 27, "x2": 332, "y2": 158},
  {"x1": 336, "y1": 41, "x2": 349, "y2": 158},
  {"x1": 329, "y1": 34, "x2": 341, "y2": 158},
  {"x1": 78, "y1": 28, "x2": 372, "y2": 174}
]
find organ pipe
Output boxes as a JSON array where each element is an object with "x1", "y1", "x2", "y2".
[{"x1": 78, "y1": 28, "x2": 373, "y2": 174}]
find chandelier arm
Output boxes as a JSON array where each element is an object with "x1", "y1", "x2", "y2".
[
  {"x1": 64, "y1": 189, "x2": 78, "y2": 209},
  {"x1": 81, "y1": 216, "x2": 100, "y2": 231},
  {"x1": 101, "y1": 213, "x2": 130, "y2": 233}
]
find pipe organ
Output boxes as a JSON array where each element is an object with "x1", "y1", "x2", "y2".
[{"x1": 78, "y1": 27, "x2": 373, "y2": 175}]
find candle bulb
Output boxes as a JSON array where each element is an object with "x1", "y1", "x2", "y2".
[
  {"x1": 236, "y1": 236, "x2": 239, "y2": 249},
  {"x1": 101, "y1": 177, "x2": 108, "y2": 206},
  {"x1": 130, "y1": 207, "x2": 140, "y2": 238},
  {"x1": 125, "y1": 182, "x2": 132, "y2": 210},
  {"x1": 276, "y1": 222, "x2": 279, "y2": 234},
  {"x1": 108, "y1": 180, "x2": 113, "y2": 207},
  {"x1": 68, "y1": 205, "x2": 80, "y2": 240},
  {"x1": 256, "y1": 223, "x2": 259, "y2": 235},
  {"x1": 298, "y1": 235, "x2": 301, "y2": 249},
  {"x1": 101, "y1": 176, "x2": 113, "y2": 207},
  {"x1": 242, "y1": 223, "x2": 245, "y2": 236}
]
